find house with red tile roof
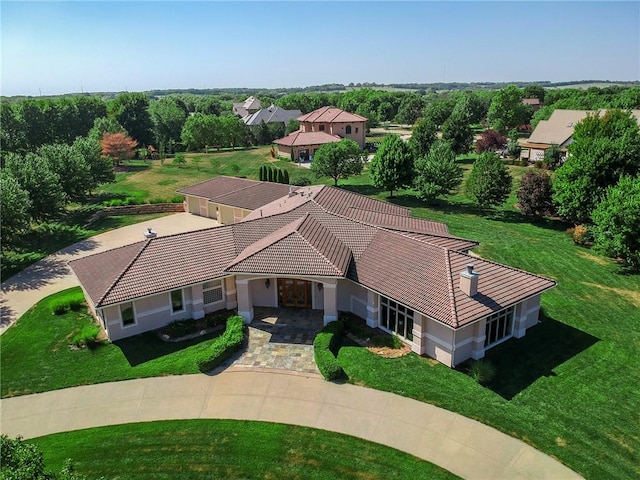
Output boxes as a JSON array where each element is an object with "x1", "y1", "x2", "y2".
[
  {"x1": 70, "y1": 177, "x2": 555, "y2": 367},
  {"x1": 274, "y1": 106, "x2": 367, "y2": 161}
]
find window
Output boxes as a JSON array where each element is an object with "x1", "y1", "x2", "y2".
[
  {"x1": 380, "y1": 297, "x2": 414, "y2": 341},
  {"x1": 203, "y1": 280, "x2": 223, "y2": 305},
  {"x1": 120, "y1": 302, "x2": 135, "y2": 327},
  {"x1": 319, "y1": 124, "x2": 325, "y2": 131},
  {"x1": 345, "y1": 125, "x2": 352, "y2": 134},
  {"x1": 171, "y1": 289, "x2": 184, "y2": 313},
  {"x1": 484, "y1": 307, "x2": 515, "y2": 348},
  {"x1": 355, "y1": 127, "x2": 359, "y2": 133}
]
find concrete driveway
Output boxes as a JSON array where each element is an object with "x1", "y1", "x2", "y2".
[{"x1": 0, "y1": 213, "x2": 218, "y2": 334}]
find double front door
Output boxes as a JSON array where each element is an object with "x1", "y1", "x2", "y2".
[{"x1": 278, "y1": 279, "x2": 312, "y2": 308}]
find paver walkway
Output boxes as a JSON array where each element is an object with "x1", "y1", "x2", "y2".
[
  {"x1": 0, "y1": 213, "x2": 218, "y2": 334},
  {"x1": 0, "y1": 370, "x2": 581, "y2": 480}
]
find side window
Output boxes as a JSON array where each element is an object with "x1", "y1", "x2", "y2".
[
  {"x1": 346, "y1": 125, "x2": 352, "y2": 134},
  {"x1": 171, "y1": 289, "x2": 184, "y2": 313},
  {"x1": 121, "y1": 302, "x2": 135, "y2": 327},
  {"x1": 355, "y1": 127, "x2": 359, "y2": 133},
  {"x1": 319, "y1": 124, "x2": 325, "y2": 131}
]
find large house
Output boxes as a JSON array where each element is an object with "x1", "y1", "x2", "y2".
[
  {"x1": 274, "y1": 106, "x2": 367, "y2": 161},
  {"x1": 70, "y1": 177, "x2": 556, "y2": 368},
  {"x1": 520, "y1": 108, "x2": 640, "y2": 162},
  {"x1": 243, "y1": 105, "x2": 302, "y2": 127},
  {"x1": 232, "y1": 96, "x2": 261, "y2": 118}
]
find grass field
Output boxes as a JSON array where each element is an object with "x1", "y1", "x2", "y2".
[{"x1": 30, "y1": 420, "x2": 458, "y2": 480}]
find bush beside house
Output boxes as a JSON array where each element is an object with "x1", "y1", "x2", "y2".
[
  {"x1": 195, "y1": 316, "x2": 245, "y2": 372},
  {"x1": 313, "y1": 320, "x2": 345, "y2": 380}
]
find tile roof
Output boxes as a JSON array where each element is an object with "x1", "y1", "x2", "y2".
[
  {"x1": 70, "y1": 181, "x2": 556, "y2": 329},
  {"x1": 298, "y1": 106, "x2": 367, "y2": 124},
  {"x1": 177, "y1": 176, "x2": 293, "y2": 210},
  {"x1": 273, "y1": 130, "x2": 341, "y2": 147},
  {"x1": 243, "y1": 106, "x2": 302, "y2": 126}
]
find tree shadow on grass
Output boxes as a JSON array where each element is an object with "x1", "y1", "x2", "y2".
[
  {"x1": 485, "y1": 210, "x2": 571, "y2": 233},
  {"x1": 480, "y1": 312, "x2": 599, "y2": 400},
  {"x1": 340, "y1": 184, "x2": 384, "y2": 197},
  {"x1": 114, "y1": 330, "x2": 221, "y2": 367}
]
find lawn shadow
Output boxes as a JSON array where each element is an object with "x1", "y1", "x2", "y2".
[
  {"x1": 482, "y1": 312, "x2": 599, "y2": 400},
  {"x1": 340, "y1": 184, "x2": 384, "y2": 197},
  {"x1": 387, "y1": 194, "x2": 487, "y2": 217},
  {"x1": 114, "y1": 330, "x2": 220, "y2": 367},
  {"x1": 486, "y1": 210, "x2": 571, "y2": 233}
]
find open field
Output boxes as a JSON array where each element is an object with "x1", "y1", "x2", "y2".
[{"x1": 29, "y1": 420, "x2": 458, "y2": 479}]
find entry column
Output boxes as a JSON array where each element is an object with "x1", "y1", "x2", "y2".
[
  {"x1": 236, "y1": 277, "x2": 253, "y2": 324},
  {"x1": 322, "y1": 279, "x2": 338, "y2": 325}
]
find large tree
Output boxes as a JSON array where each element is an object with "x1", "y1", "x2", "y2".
[
  {"x1": 552, "y1": 109, "x2": 640, "y2": 223},
  {"x1": 0, "y1": 170, "x2": 32, "y2": 245},
  {"x1": 465, "y1": 152, "x2": 512, "y2": 209},
  {"x1": 441, "y1": 110, "x2": 474, "y2": 155},
  {"x1": 409, "y1": 117, "x2": 437, "y2": 158},
  {"x1": 100, "y1": 132, "x2": 138, "y2": 166},
  {"x1": 5, "y1": 152, "x2": 66, "y2": 219},
  {"x1": 109, "y1": 92, "x2": 154, "y2": 146},
  {"x1": 395, "y1": 93, "x2": 424, "y2": 125},
  {"x1": 181, "y1": 113, "x2": 219, "y2": 151},
  {"x1": 72, "y1": 136, "x2": 114, "y2": 192},
  {"x1": 414, "y1": 139, "x2": 463, "y2": 203},
  {"x1": 486, "y1": 85, "x2": 532, "y2": 132},
  {"x1": 149, "y1": 97, "x2": 187, "y2": 155},
  {"x1": 422, "y1": 97, "x2": 456, "y2": 128},
  {"x1": 311, "y1": 138, "x2": 364, "y2": 186},
  {"x1": 592, "y1": 175, "x2": 640, "y2": 270},
  {"x1": 37, "y1": 144, "x2": 92, "y2": 202},
  {"x1": 370, "y1": 134, "x2": 414, "y2": 197},
  {"x1": 0, "y1": 102, "x2": 27, "y2": 154}
]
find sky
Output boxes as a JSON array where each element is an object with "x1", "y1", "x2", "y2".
[{"x1": 1, "y1": 1, "x2": 639, "y2": 97}]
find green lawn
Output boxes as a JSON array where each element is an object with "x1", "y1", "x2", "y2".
[
  {"x1": 0, "y1": 288, "x2": 225, "y2": 397},
  {"x1": 30, "y1": 420, "x2": 458, "y2": 480}
]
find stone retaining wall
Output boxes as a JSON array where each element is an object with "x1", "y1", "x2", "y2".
[{"x1": 85, "y1": 203, "x2": 185, "y2": 225}]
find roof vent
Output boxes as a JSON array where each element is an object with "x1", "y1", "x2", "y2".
[
  {"x1": 289, "y1": 185, "x2": 295, "y2": 197},
  {"x1": 459, "y1": 264, "x2": 479, "y2": 297}
]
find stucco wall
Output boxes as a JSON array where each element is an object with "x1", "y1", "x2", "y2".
[
  {"x1": 329, "y1": 121, "x2": 366, "y2": 148},
  {"x1": 186, "y1": 196, "x2": 201, "y2": 215},
  {"x1": 251, "y1": 277, "x2": 277, "y2": 307}
]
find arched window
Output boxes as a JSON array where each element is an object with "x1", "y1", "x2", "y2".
[{"x1": 345, "y1": 125, "x2": 352, "y2": 134}]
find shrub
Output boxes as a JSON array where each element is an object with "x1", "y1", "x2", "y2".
[
  {"x1": 293, "y1": 175, "x2": 311, "y2": 186},
  {"x1": 51, "y1": 300, "x2": 70, "y2": 315},
  {"x1": 195, "y1": 316, "x2": 245, "y2": 372},
  {"x1": 475, "y1": 129, "x2": 507, "y2": 154},
  {"x1": 51, "y1": 291, "x2": 85, "y2": 315},
  {"x1": 570, "y1": 224, "x2": 593, "y2": 246},
  {"x1": 171, "y1": 195, "x2": 184, "y2": 203},
  {"x1": 165, "y1": 319, "x2": 199, "y2": 338},
  {"x1": 466, "y1": 359, "x2": 497, "y2": 385},
  {"x1": 71, "y1": 323, "x2": 101, "y2": 347},
  {"x1": 313, "y1": 320, "x2": 345, "y2": 380},
  {"x1": 370, "y1": 334, "x2": 403, "y2": 349},
  {"x1": 517, "y1": 170, "x2": 554, "y2": 217}
]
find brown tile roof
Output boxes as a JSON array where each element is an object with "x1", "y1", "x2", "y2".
[
  {"x1": 228, "y1": 215, "x2": 352, "y2": 277},
  {"x1": 71, "y1": 182, "x2": 555, "y2": 329},
  {"x1": 177, "y1": 176, "x2": 293, "y2": 210},
  {"x1": 298, "y1": 106, "x2": 367, "y2": 124},
  {"x1": 345, "y1": 209, "x2": 449, "y2": 235},
  {"x1": 273, "y1": 130, "x2": 341, "y2": 147},
  {"x1": 312, "y1": 186, "x2": 410, "y2": 218}
]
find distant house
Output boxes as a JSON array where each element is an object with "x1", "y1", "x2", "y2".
[
  {"x1": 70, "y1": 176, "x2": 556, "y2": 368},
  {"x1": 243, "y1": 105, "x2": 302, "y2": 127},
  {"x1": 274, "y1": 106, "x2": 367, "y2": 161},
  {"x1": 522, "y1": 98, "x2": 542, "y2": 112},
  {"x1": 519, "y1": 109, "x2": 640, "y2": 162},
  {"x1": 233, "y1": 96, "x2": 261, "y2": 117}
]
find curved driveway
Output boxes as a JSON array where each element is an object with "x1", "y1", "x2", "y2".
[
  {"x1": 0, "y1": 213, "x2": 581, "y2": 479},
  {"x1": 0, "y1": 370, "x2": 581, "y2": 480}
]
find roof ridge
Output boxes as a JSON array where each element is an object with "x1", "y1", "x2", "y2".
[
  {"x1": 68, "y1": 239, "x2": 146, "y2": 265},
  {"x1": 96, "y1": 239, "x2": 151, "y2": 307},
  {"x1": 445, "y1": 249, "x2": 460, "y2": 328},
  {"x1": 392, "y1": 229, "x2": 480, "y2": 246},
  {"x1": 298, "y1": 214, "x2": 351, "y2": 276},
  {"x1": 296, "y1": 231, "x2": 346, "y2": 276}
]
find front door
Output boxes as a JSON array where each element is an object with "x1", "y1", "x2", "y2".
[{"x1": 278, "y1": 279, "x2": 312, "y2": 308}]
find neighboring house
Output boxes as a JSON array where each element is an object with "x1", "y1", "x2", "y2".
[
  {"x1": 233, "y1": 96, "x2": 261, "y2": 117},
  {"x1": 70, "y1": 177, "x2": 556, "y2": 367},
  {"x1": 243, "y1": 105, "x2": 302, "y2": 127},
  {"x1": 274, "y1": 106, "x2": 367, "y2": 161},
  {"x1": 520, "y1": 108, "x2": 640, "y2": 162},
  {"x1": 522, "y1": 98, "x2": 542, "y2": 112}
]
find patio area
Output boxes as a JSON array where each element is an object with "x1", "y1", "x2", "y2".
[{"x1": 225, "y1": 308, "x2": 323, "y2": 375}]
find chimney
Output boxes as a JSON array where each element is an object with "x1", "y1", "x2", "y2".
[
  {"x1": 289, "y1": 185, "x2": 295, "y2": 197},
  {"x1": 459, "y1": 264, "x2": 479, "y2": 297}
]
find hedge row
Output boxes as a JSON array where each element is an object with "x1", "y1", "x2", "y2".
[
  {"x1": 313, "y1": 320, "x2": 345, "y2": 381},
  {"x1": 195, "y1": 315, "x2": 245, "y2": 372}
]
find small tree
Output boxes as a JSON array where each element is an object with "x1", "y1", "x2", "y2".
[
  {"x1": 441, "y1": 110, "x2": 474, "y2": 155},
  {"x1": 173, "y1": 152, "x2": 186, "y2": 167},
  {"x1": 408, "y1": 117, "x2": 437, "y2": 158},
  {"x1": 414, "y1": 140, "x2": 463, "y2": 203},
  {"x1": 517, "y1": 170, "x2": 554, "y2": 217},
  {"x1": 100, "y1": 132, "x2": 138, "y2": 166},
  {"x1": 542, "y1": 144, "x2": 563, "y2": 170},
  {"x1": 282, "y1": 169, "x2": 290, "y2": 185},
  {"x1": 592, "y1": 175, "x2": 640, "y2": 270},
  {"x1": 311, "y1": 139, "x2": 364, "y2": 186},
  {"x1": 476, "y1": 129, "x2": 507, "y2": 154},
  {"x1": 465, "y1": 152, "x2": 513, "y2": 209},
  {"x1": 370, "y1": 134, "x2": 414, "y2": 197}
]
